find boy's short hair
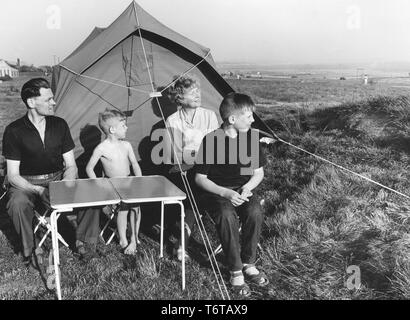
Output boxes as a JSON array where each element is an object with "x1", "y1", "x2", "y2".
[
  {"x1": 98, "y1": 109, "x2": 126, "y2": 134},
  {"x1": 170, "y1": 75, "x2": 200, "y2": 104},
  {"x1": 219, "y1": 92, "x2": 255, "y2": 122},
  {"x1": 21, "y1": 78, "x2": 51, "y2": 108}
]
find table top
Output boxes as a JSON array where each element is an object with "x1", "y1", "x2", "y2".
[
  {"x1": 50, "y1": 178, "x2": 121, "y2": 210},
  {"x1": 109, "y1": 175, "x2": 186, "y2": 203}
]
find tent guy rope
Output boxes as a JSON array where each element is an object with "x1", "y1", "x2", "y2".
[
  {"x1": 59, "y1": 65, "x2": 150, "y2": 95},
  {"x1": 257, "y1": 128, "x2": 410, "y2": 202},
  {"x1": 133, "y1": 2, "x2": 230, "y2": 300}
]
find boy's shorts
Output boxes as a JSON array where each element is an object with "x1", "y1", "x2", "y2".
[{"x1": 117, "y1": 202, "x2": 139, "y2": 211}]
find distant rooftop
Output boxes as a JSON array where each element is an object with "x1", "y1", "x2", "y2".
[{"x1": 0, "y1": 59, "x2": 18, "y2": 71}]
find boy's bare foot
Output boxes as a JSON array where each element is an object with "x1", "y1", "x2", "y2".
[
  {"x1": 123, "y1": 241, "x2": 136, "y2": 255},
  {"x1": 119, "y1": 239, "x2": 128, "y2": 249}
]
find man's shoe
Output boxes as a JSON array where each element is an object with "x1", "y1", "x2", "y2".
[
  {"x1": 23, "y1": 255, "x2": 33, "y2": 268},
  {"x1": 33, "y1": 248, "x2": 46, "y2": 272},
  {"x1": 34, "y1": 248, "x2": 44, "y2": 262},
  {"x1": 23, "y1": 249, "x2": 46, "y2": 271},
  {"x1": 77, "y1": 243, "x2": 99, "y2": 262}
]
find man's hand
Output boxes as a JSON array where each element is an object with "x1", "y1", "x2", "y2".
[
  {"x1": 35, "y1": 186, "x2": 50, "y2": 205},
  {"x1": 35, "y1": 185, "x2": 46, "y2": 196},
  {"x1": 222, "y1": 189, "x2": 249, "y2": 207}
]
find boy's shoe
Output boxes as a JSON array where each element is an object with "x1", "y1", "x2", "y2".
[
  {"x1": 230, "y1": 271, "x2": 251, "y2": 297},
  {"x1": 243, "y1": 264, "x2": 269, "y2": 287}
]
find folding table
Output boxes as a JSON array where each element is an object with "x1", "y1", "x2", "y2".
[
  {"x1": 49, "y1": 178, "x2": 121, "y2": 300},
  {"x1": 108, "y1": 175, "x2": 187, "y2": 290},
  {"x1": 49, "y1": 176, "x2": 186, "y2": 300}
]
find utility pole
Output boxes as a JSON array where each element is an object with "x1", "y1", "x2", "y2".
[{"x1": 356, "y1": 68, "x2": 364, "y2": 79}]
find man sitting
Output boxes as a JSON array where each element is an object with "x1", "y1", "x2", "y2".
[{"x1": 2, "y1": 78, "x2": 100, "y2": 267}]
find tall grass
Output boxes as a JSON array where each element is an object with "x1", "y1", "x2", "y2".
[
  {"x1": 1, "y1": 77, "x2": 410, "y2": 299},
  {"x1": 256, "y1": 94, "x2": 410, "y2": 299}
]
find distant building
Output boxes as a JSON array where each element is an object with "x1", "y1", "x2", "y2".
[{"x1": 0, "y1": 59, "x2": 19, "y2": 77}]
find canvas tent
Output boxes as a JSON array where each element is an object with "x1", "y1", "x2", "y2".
[
  {"x1": 51, "y1": 2, "x2": 274, "y2": 298},
  {"x1": 52, "y1": 1, "x2": 270, "y2": 175}
]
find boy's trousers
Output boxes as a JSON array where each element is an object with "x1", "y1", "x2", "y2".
[{"x1": 199, "y1": 191, "x2": 263, "y2": 271}]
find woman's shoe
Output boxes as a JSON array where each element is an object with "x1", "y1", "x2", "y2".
[{"x1": 173, "y1": 246, "x2": 190, "y2": 262}]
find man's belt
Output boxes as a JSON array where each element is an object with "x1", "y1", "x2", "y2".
[{"x1": 22, "y1": 170, "x2": 63, "y2": 181}]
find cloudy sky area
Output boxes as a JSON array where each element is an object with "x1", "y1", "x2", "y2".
[{"x1": 1, "y1": 0, "x2": 410, "y2": 66}]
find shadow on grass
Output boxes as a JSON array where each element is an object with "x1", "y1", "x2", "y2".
[{"x1": 375, "y1": 136, "x2": 410, "y2": 154}]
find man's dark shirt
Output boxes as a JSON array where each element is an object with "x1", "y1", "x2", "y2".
[
  {"x1": 194, "y1": 128, "x2": 266, "y2": 189},
  {"x1": 2, "y1": 114, "x2": 75, "y2": 175}
]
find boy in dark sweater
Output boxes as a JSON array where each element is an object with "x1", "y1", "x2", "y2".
[{"x1": 195, "y1": 92, "x2": 269, "y2": 297}]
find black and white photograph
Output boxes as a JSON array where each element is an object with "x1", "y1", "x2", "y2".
[{"x1": 1, "y1": 0, "x2": 410, "y2": 303}]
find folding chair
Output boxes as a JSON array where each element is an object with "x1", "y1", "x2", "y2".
[
  {"x1": 99, "y1": 204, "x2": 142, "y2": 245},
  {"x1": 33, "y1": 208, "x2": 69, "y2": 248},
  {"x1": 0, "y1": 177, "x2": 8, "y2": 203},
  {"x1": 99, "y1": 204, "x2": 119, "y2": 245},
  {"x1": 1, "y1": 173, "x2": 68, "y2": 249}
]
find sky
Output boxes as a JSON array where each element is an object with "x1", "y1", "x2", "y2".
[{"x1": 1, "y1": 0, "x2": 410, "y2": 66}]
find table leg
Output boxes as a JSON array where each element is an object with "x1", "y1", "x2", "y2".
[
  {"x1": 160, "y1": 201, "x2": 164, "y2": 258},
  {"x1": 163, "y1": 200, "x2": 186, "y2": 291},
  {"x1": 175, "y1": 201, "x2": 185, "y2": 291},
  {"x1": 50, "y1": 210, "x2": 62, "y2": 300},
  {"x1": 180, "y1": 201, "x2": 185, "y2": 291}
]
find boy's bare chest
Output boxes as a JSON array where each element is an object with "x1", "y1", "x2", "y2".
[{"x1": 102, "y1": 143, "x2": 128, "y2": 162}]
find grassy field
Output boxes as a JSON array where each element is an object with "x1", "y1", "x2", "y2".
[{"x1": 1, "y1": 75, "x2": 410, "y2": 300}]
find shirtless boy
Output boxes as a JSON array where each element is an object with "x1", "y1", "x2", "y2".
[{"x1": 86, "y1": 109, "x2": 142, "y2": 254}]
